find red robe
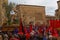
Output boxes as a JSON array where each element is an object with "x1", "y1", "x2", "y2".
[{"x1": 26, "y1": 33, "x2": 30, "y2": 39}]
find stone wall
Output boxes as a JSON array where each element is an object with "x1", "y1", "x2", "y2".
[{"x1": 15, "y1": 4, "x2": 46, "y2": 25}]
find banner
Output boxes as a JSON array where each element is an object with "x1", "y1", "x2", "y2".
[{"x1": 49, "y1": 20, "x2": 60, "y2": 28}]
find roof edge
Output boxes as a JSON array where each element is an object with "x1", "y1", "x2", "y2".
[{"x1": 16, "y1": 4, "x2": 45, "y2": 7}]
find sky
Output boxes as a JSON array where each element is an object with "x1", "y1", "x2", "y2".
[{"x1": 8, "y1": 0, "x2": 58, "y2": 16}]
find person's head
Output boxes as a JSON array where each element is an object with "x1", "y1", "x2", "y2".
[
  {"x1": 14, "y1": 34, "x2": 19, "y2": 38},
  {"x1": 11, "y1": 35, "x2": 15, "y2": 38},
  {"x1": 4, "y1": 34, "x2": 8, "y2": 38},
  {"x1": 0, "y1": 35, "x2": 3, "y2": 40},
  {"x1": 29, "y1": 21, "x2": 34, "y2": 25},
  {"x1": 26, "y1": 25, "x2": 29, "y2": 28}
]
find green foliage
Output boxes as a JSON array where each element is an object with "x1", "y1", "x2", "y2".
[
  {"x1": 5, "y1": 3, "x2": 15, "y2": 17},
  {"x1": 4, "y1": 2, "x2": 15, "y2": 25},
  {"x1": 11, "y1": 18, "x2": 19, "y2": 24}
]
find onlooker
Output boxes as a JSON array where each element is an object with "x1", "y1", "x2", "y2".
[
  {"x1": 13, "y1": 28, "x2": 18, "y2": 34},
  {"x1": 0, "y1": 35, "x2": 3, "y2": 40},
  {"x1": 18, "y1": 32, "x2": 26, "y2": 40},
  {"x1": 10, "y1": 35, "x2": 20, "y2": 40},
  {"x1": 3, "y1": 34, "x2": 9, "y2": 40}
]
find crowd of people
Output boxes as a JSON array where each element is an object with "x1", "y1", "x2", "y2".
[{"x1": 0, "y1": 23, "x2": 59, "y2": 40}]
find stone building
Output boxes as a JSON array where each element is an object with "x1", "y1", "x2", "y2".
[
  {"x1": 3, "y1": 0, "x2": 8, "y2": 4},
  {"x1": 0, "y1": 0, "x2": 60, "y2": 26},
  {"x1": 0, "y1": 0, "x2": 8, "y2": 26},
  {"x1": 55, "y1": 0, "x2": 60, "y2": 19},
  {"x1": 46, "y1": 0, "x2": 60, "y2": 25},
  {"x1": 14, "y1": 4, "x2": 46, "y2": 25},
  {"x1": 46, "y1": 15, "x2": 56, "y2": 26},
  {"x1": 10, "y1": 0, "x2": 60, "y2": 26}
]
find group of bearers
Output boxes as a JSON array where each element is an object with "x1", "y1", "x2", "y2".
[
  {"x1": 0, "y1": 23, "x2": 59, "y2": 40},
  {"x1": 14, "y1": 23, "x2": 58, "y2": 40},
  {"x1": 0, "y1": 17, "x2": 60, "y2": 40}
]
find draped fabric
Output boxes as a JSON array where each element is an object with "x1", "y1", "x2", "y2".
[
  {"x1": 38, "y1": 27, "x2": 43, "y2": 33},
  {"x1": 25, "y1": 33, "x2": 30, "y2": 40},
  {"x1": 49, "y1": 20, "x2": 60, "y2": 28},
  {"x1": 19, "y1": 18, "x2": 25, "y2": 34},
  {"x1": 52, "y1": 29, "x2": 59, "y2": 38},
  {"x1": 46, "y1": 26, "x2": 59, "y2": 38},
  {"x1": 30, "y1": 24, "x2": 33, "y2": 32},
  {"x1": 24, "y1": 27, "x2": 27, "y2": 34},
  {"x1": 47, "y1": 20, "x2": 59, "y2": 38}
]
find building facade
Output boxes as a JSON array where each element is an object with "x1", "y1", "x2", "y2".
[
  {"x1": 55, "y1": 0, "x2": 60, "y2": 19},
  {"x1": 0, "y1": 0, "x2": 8, "y2": 26},
  {"x1": 46, "y1": 15, "x2": 56, "y2": 26},
  {"x1": 0, "y1": 0, "x2": 60, "y2": 26},
  {"x1": 14, "y1": 4, "x2": 46, "y2": 25}
]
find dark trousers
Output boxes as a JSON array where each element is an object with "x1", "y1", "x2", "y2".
[
  {"x1": 39, "y1": 38, "x2": 43, "y2": 40},
  {"x1": 52, "y1": 38, "x2": 57, "y2": 40},
  {"x1": 19, "y1": 35, "x2": 26, "y2": 40}
]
